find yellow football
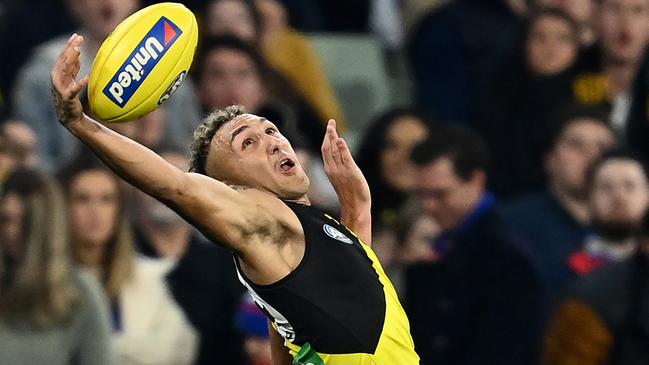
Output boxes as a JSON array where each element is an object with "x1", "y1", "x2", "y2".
[{"x1": 87, "y1": 2, "x2": 198, "y2": 123}]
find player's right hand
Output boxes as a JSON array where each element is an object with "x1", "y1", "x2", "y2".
[{"x1": 51, "y1": 33, "x2": 89, "y2": 126}]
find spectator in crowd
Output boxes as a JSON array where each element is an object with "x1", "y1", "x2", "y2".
[
  {"x1": 502, "y1": 105, "x2": 616, "y2": 299},
  {"x1": 567, "y1": 149, "x2": 649, "y2": 277},
  {"x1": 202, "y1": 0, "x2": 261, "y2": 41},
  {"x1": 538, "y1": 0, "x2": 597, "y2": 45},
  {"x1": 132, "y1": 149, "x2": 245, "y2": 365},
  {"x1": 385, "y1": 201, "x2": 441, "y2": 296},
  {"x1": 568, "y1": 0, "x2": 649, "y2": 154},
  {"x1": 408, "y1": 0, "x2": 521, "y2": 124},
  {"x1": 544, "y1": 207, "x2": 649, "y2": 365},
  {"x1": 236, "y1": 293, "x2": 272, "y2": 365},
  {"x1": 0, "y1": 119, "x2": 39, "y2": 168},
  {"x1": 279, "y1": 0, "x2": 371, "y2": 32},
  {"x1": 194, "y1": 35, "x2": 324, "y2": 153},
  {"x1": 356, "y1": 107, "x2": 432, "y2": 267},
  {"x1": 58, "y1": 152, "x2": 198, "y2": 365},
  {"x1": 11, "y1": 0, "x2": 200, "y2": 171},
  {"x1": 0, "y1": 0, "x2": 76, "y2": 99},
  {"x1": 203, "y1": 0, "x2": 345, "y2": 129},
  {"x1": 476, "y1": 8, "x2": 581, "y2": 197},
  {"x1": 405, "y1": 126, "x2": 544, "y2": 365},
  {"x1": 0, "y1": 134, "x2": 13, "y2": 183},
  {"x1": 0, "y1": 168, "x2": 112, "y2": 365},
  {"x1": 0, "y1": 118, "x2": 40, "y2": 182}
]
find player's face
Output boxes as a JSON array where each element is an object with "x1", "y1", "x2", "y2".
[
  {"x1": 207, "y1": 114, "x2": 310, "y2": 199},
  {"x1": 68, "y1": 170, "x2": 120, "y2": 250},
  {"x1": 598, "y1": 0, "x2": 649, "y2": 63},
  {"x1": 591, "y1": 159, "x2": 649, "y2": 231}
]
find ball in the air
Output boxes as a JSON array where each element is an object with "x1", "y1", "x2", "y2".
[{"x1": 88, "y1": 2, "x2": 198, "y2": 123}]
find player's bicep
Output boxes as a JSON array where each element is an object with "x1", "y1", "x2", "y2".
[{"x1": 168, "y1": 172, "x2": 270, "y2": 251}]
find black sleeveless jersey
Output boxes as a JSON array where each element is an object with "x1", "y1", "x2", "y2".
[{"x1": 234, "y1": 201, "x2": 419, "y2": 364}]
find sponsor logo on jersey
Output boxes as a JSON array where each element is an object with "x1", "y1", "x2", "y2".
[
  {"x1": 323, "y1": 224, "x2": 353, "y2": 244},
  {"x1": 104, "y1": 16, "x2": 182, "y2": 107}
]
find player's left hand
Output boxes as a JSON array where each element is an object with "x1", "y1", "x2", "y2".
[
  {"x1": 321, "y1": 119, "x2": 371, "y2": 210},
  {"x1": 51, "y1": 33, "x2": 89, "y2": 127}
]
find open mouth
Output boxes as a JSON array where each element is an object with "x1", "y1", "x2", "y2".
[{"x1": 279, "y1": 157, "x2": 296, "y2": 174}]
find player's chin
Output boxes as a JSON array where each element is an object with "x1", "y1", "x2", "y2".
[{"x1": 278, "y1": 177, "x2": 310, "y2": 199}]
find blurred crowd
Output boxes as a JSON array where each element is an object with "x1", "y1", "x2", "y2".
[{"x1": 2, "y1": 0, "x2": 649, "y2": 364}]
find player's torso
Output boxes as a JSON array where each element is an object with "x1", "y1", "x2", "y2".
[{"x1": 234, "y1": 201, "x2": 419, "y2": 365}]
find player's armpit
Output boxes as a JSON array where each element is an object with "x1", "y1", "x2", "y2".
[{"x1": 164, "y1": 173, "x2": 282, "y2": 253}]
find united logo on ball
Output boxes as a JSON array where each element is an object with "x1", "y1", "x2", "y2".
[
  {"x1": 88, "y1": 2, "x2": 198, "y2": 123},
  {"x1": 103, "y1": 17, "x2": 182, "y2": 107}
]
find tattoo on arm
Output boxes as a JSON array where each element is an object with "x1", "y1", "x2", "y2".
[{"x1": 51, "y1": 85, "x2": 75, "y2": 126}]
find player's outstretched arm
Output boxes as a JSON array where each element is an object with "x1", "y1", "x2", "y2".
[
  {"x1": 51, "y1": 34, "x2": 270, "y2": 253},
  {"x1": 321, "y1": 119, "x2": 372, "y2": 245}
]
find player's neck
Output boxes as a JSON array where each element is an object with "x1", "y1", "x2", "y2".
[{"x1": 285, "y1": 194, "x2": 310, "y2": 205}]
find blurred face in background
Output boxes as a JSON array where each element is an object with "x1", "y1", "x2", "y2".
[
  {"x1": 526, "y1": 14, "x2": 579, "y2": 75},
  {"x1": 199, "y1": 47, "x2": 268, "y2": 112},
  {"x1": 1, "y1": 120, "x2": 39, "y2": 168},
  {"x1": 206, "y1": 0, "x2": 257, "y2": 41},
  {"x1": 597, "y1": 0, "x2": 649, "y2": 64},
  {"x1": 0, "y1": 136, "x2": 17, "y2": 181},
  {"x1": 538, "y1": 0, "x2": 595, "y2": 27},
  {"x1": 381, "y1": 116, "x2": 429, "y2": 191},
  {"x1": 68, "y1": 170, "x2": 120, "y2": 255},
  {"x1": 134, "y1": 108, "x2": 166, "y2": 150},
  {"x1": 591, "y1": 158, "x2": 649, "y2": 240},
  {"x1": 0, "y1": 193, "x2": 24, "y2": 259},
  {"x1": 416, "y1": 158, "x2": 485, "y2": 232},
  {"x1": 546, "y1": 119, "x2": 615, "y2": 198},
  {"x1": 66, "y1": 0, "x2": 139, "y2": 41}
]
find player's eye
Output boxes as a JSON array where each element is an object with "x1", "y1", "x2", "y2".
[
  {"x1": 242, "y1": 138, "x2": 254, "y2": 149},
  {"x1": 266, "y1": 128, "x2": 277, "y2": 135}
]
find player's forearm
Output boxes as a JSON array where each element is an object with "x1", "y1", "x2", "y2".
[
  {"x1": 341, "y1": 202, "x2": 372, "y2": 245},
  {"x1": 66, "y1": 114, "x2": 185, "y2": 198}
]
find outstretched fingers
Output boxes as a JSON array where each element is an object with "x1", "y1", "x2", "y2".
[
  {"x1": 322, "y1": 119, "x2": 340, "y2": 169},
  {"x1": 336, "y1": 137, "x2": 352, "y2": 165},
  {"x1": 327, "y1": 120, "x2": 343, "y2": 166},
  {"x1": 52, "y1": 34, "x2": 85, "y2": 98}
]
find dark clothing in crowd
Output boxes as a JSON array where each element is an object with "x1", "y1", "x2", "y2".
[
  {"x1": 408, "y1": 0, "x2": 519, "y2": 125},
  {"x1": 0, "y1": 0, "x2": 75, "y2": 102},
  {"x1": 501, "y1": 190, "x2": 590, "y2": 300},
  {"x1": 626, "y1": 53, "x2": 649, "y2": 164},
  {"x1": 475, "y1": 60, "x2": 577, "y2": 198},
  {"x1": 135, "y1": 230, "x2": 245, "y2": 365},
  {"x1": 546, "y1": 252, "x2": 649, "y2": 365},
  {"x1": 405, "y1": 197, "x2": 544, "y2": 365},
  {"x1": 569, "y1": 45, "x2": 649, "y2": 162},
  {"x1": 279, "y1": 0, "x2": 370, "y2": 32}
]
